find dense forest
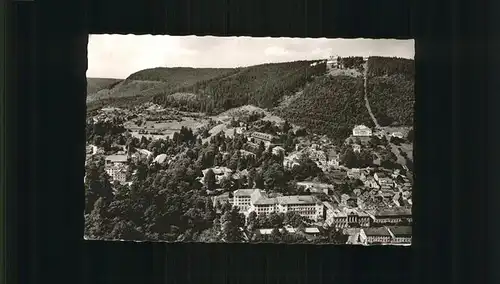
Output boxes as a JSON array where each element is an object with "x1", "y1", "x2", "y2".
[
  {"x1": 126, "y1": 67, "x2": 237, "y2": 86},
  {"x1": 152, "y1": 60, "x2": 326, "y2": 114},
  {"x1": 367, "y1": 75, "x2": 414, "y2": 126},
  {"x1": 278, "y1": 75, "x2": 374, "y2": 143},
  {"x1": 87, "y1": 56, "x2": 414, "y2": 132},
  {"x1": 85, "y1": 120, "x2": 349, "y2": 243},
  {"x1": 367, "y1": 56, "x2": 414, "y2": 80},
  {"x1": 366, "y1": 57, "x2": 415, "y2": 126},
  {"x1": 337, "y1": 56, "x2": 365, "y2": 71}
]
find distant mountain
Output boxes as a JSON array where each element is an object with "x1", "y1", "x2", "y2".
[{"x1": 87, "y1": 78, "x2": 122, "y2": 95}]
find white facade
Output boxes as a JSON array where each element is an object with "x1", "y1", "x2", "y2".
[
  {"x1": 352, "y1": 125, "x2": 372, "y2": 137},
  {"x1": 390, "y1": 132, "x2": 404, "y2": 139},
  {"x1": 236, "y1": 189, "x2": 324, "y2": 221},
  {"x1": 352, "y1": 144, "x2": 361, "y2": 153},
  {"x1": 105, "y1": 166, "x2": 128, "y2": 183}
]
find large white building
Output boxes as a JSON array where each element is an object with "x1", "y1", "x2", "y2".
[
  {"x1": 105, "y1": 165, "x2": 128, "y2": 183},
  {"x1": 352, "y1": 125, "x2": 372, "y2": 137},
  {"x1": 104, "y1": 154, "x2": 130, "y2": 183},
  {"x1": 232, "y1": 188, "x2": 324, "y2": 222},
  {"x1": 250, "y1": 132, "x2": 277, "y2": 147}
]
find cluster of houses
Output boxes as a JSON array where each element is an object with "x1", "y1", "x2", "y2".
[
  {"x1": 345, "y1": 226, "x2": 411, "y2": 245},
  {"x1": 212, "y1": 186, "x2": 412, "y2": 244},
  {"x1": 283, "y1": 145, "x2": 340, "y2": 171},
  {"x1": 352, "y1": 124, "x2": 405, "y2": 140},
  {"x1": 91, "y1": 145, "x2": 169, "y2": 184},
  {"x1": 323, "y1": 201, "x2": 412, "y2": 229}
]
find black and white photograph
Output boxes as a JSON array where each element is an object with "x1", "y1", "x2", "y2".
[{"x1": 84, "y1": 35, "x2": 414, "y2": 245}]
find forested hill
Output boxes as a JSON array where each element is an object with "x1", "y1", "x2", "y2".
[
  {"x1": 277, "y1": 56, "x2": 414, "y2": 142},
  {"x1": 366, "y1": 57, "x2": 415, "y2": 126},
  {"x1": 150, "y1": 60, "x2": 327, "y2": 114},
  {"x1": 86, "y1": 57, "x2": 414, "y2": 140},
  {"x1": 87, "y1": 78, "x2": 122, "y2": 95}
]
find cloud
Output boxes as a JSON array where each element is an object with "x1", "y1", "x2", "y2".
[{"x1": 87, "y1": 35, "x2": 414, "y2": 79}]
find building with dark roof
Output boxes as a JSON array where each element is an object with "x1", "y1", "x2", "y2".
[
  {"x1": 250, "y1": 132, "x2": 277, "y2": 146},
  {"x1": 105, "y1": 154, "x2": 129, "y2": 165},
  {"x1": 362, "y1": 227, "x2": 392, "y2": 244},
  {"x1": 387, "y1": 226, "x2": 412, "y2": 244},
  {"x1": 372, "y1": 207, "x2": 412, "y2": 225}
]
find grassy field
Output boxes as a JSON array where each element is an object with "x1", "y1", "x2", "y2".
[{"x1": 124, "y1": 115, "x2": 209, "y2": 140}]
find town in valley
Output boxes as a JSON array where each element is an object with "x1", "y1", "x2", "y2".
[{"x1": 85, "y1": 36, "x2": 414, "y2": 245}]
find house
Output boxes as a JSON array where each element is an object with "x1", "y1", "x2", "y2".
[
  {"x1": 258, "y1": 227, "x2": 296, "y2": 235},
  {"x1": 296, "y1": 181, "x2": 334, "y2": 195},
  {"x1": 327, "y1": 55, "x2": 339, "y2": 68},
  {"x1": 105, "y1": 154, "x2": 129, "y2": 167},
  {"x1": 152, "y1": 154, "x2": 168, "y2": 164},
  {"x1": 131, "y1": 148, "x2": 153, "y2": 162},
  {"x1": 105, "y1": 163, "x2": 128, "y2": 183},
  {"x1": 352, "y1": 125, "x2": 372, "y2": 137},
  {"x1": 283, "y1": 153, "x2": 302, "y2": 169},
  {"x1": 104, "y1": 154, "x2": 130, "y2": 183},
  {"x1": 374, "y1": 172, "x2": 394, "y2": 187},
  {"x1": 347, "y1": 168, "x2": 362, "y2": 180},
  {"x1": 308, "y1": 149, "x2": 328, "y2": 162},
  {"x1": 373, "y1": 130, "x2": 385, "y2": 138},
  {"x1": 232, "y1": 188, "x2": 255, "y2": 212},
  {"x1": 390, "y1": 132, "x2": 404, "y2": 139},
  {"x1": 352, "y1": 144, "x2": 361, "y2": 153},
  {"x1": 202, "y1": 166, "x2": 233, "y2": 183},
  {"x1": 362, "y1": 227, "x2": 392, "y2": 244},
  {"x1": 387, "y1": 226, "x2": 412, "y2": 244},
  {"x1": 239, "y1": 149, "x2": 256, "y2": 158},
  {"x1": 327, "y1": 153, "x2": 340, "y2": 168},
  {"x1": 85, "y1": 145, "x2": 93, "y2": 155},
  {"x1": 344, "y1": 228, "x2": 367, "y2": 245},
  {"x1": 372, "y1": 207, "x2": 412, "y2": 225},
  {"x1": 364, "y1": 177, "x2": 380, "y2": 189},
  {"x1": 391, "y1": 169, "x2": 401, "y2": 179},
  {"x1": 272, "y1": 146, "x2": 285, "y2": 156},
  {"x1": 323, "y1": 203, "x2": 371, "y2": 229},
  {"x1": 304, "y1": 227, "x2": 320, "y2": 236},
  {"x1": 244, "y1": 141, "x2": 260, "y2": 153},
  {"x1": 251, "y1": 132, "x2": 277, "y2": 146}
]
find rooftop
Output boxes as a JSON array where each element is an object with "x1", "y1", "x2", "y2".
[
  {"x1": 353, "y1": 125, "x2": 371, "y2": 130},
  {"x1": 304, "y1": 227, "x2": 320, "y2": 234},
  {"x1": 153, "y1": 154, "x2": 168, "y2": 164},
  {"x1": 253, "y1": 197, "x2": 278, "y2": 205},
  {"x1": 322, "y1": 201, "x2": 336, "y2": 210},
  {"x1": 105, "y1": 155, "x2": 129, "y2": 163},
  {"x1": 375, "y1": 207, "x2": 412, "y2": 216},
  {"x1": 233, "y1": 188, "x2": 256, "y2": 196},
  {"x1": 387, "y1": 226, "x2": 412, "y2": 236},
  {"x1": 276, "y1": 195, "x2": 321, "y2": 205},
  {"x1": 363, "y1": 227, "x2": 392, "y2": 237},
  {"x1": 296, "y1": 181, "x2": 333, "y2": 189}
]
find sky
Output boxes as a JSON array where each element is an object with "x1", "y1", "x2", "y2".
[{"x1": 87, "y1": 35, "x2": 415, "y2": 79}]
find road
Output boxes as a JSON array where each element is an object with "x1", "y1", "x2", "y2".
[{"x1": 363, "y1": 62, "x2": 381, "y2": 129}]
